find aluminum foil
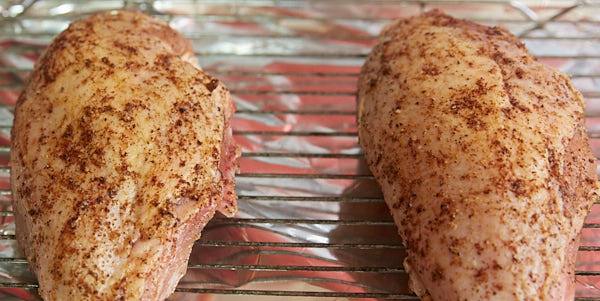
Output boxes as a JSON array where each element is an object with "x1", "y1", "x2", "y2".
[{"x1": 0, "y1": 1, "x2": 599, "y2": 300}]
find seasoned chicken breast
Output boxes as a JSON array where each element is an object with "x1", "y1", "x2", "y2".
[
  {"x1": 11, "y1": 11, "x2": 238, "y2": 300},
  {"x1": 358, "y1": 10, "x2": 599, "y2": 300}
]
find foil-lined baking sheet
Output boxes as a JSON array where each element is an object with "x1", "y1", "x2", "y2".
[{"x1": 0, "y1": 1, "x2": 600, "y2": 300}]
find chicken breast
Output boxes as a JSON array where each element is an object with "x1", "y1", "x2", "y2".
[
  {"x1": 358, "y1": 10, "x2": 599, "y2": 300},
  {"x1": 11, "y1": 11, "x2": 238, "y2": 300}
]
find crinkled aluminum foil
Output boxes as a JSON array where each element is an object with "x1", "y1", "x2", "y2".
[{"x1": 0, "y1": 1, "x2": 599, "y2": 300}]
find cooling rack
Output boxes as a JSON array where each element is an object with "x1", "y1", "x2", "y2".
[{"x1": 1, "y1": 0, "x2": 600, "y2": 300}]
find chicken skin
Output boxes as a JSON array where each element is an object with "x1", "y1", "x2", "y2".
[
  {"x1": 11, "y1": 11, "x2": 238, "y2": 300},
  {"x1": 358, "y1": 10, "x2": 598, "y2": 300}
]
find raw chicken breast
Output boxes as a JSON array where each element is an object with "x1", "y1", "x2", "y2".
[
  {"x1": 358, "y1": 10, "x2": 599, "y2": 301},
  {"x1": 11, "y1": 11, "x2": 238, "y2": 300}
]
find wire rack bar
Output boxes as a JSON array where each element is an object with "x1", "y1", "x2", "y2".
[
  {"x1": 4, "y1": 167, "x2": 600, "y2": 182},
  {"x1": 6, "y1": 32, "x2": 600, "y2": 40},
  {"x1": 3, "y1": 108, "x2": 600, "y2": 119},
  {"x1": 80, "y1": 194, "x2": 600, "y2": 205},
  {"x1": 0, "y1": 285, "x2": 593, "y2": 300},
  {"x1": 0, "y1": 147, "x2": 367, "y2": 159},
  {"x1": 0, "y1": 258, "x2": 406, "y2": 272},
  {"x1": 3, "y1": 212, "x2": 599, "y2": 226},
  {"x1": 4, "y1": 44, "x2": 600, "y2": 60},
  {"x1": 236, "y1": 110, "x2": 357, "y2": 116},
  {"x1": 2, "y1": 67, "x2": 600, "y2": 79},
  {"x1": 1, "y1": 84, "x2": 600, "y2": 98},
  {"x1": 235, "y1": 173, "x2": 374, "y2": 179},
  {"x1": 0, "y1": 234, "x2": 596, "y2": 253},
  {"x1": 211, "y1": 218, "x2": 393, "y2": 225},
  {"x1": 233, "y1": 131, "x2": 359, "y2": 137},
  {"x1": 209, "y1": 240, "x2": 396, "y2": 249},
  {"x1": 0, "y1": 192, "x2": 386, "y2": 202},
  {"x1": 7, "y1": 147, "x2": 600, "y2": 163},
  {"x1": 4, "y1": 129, "x2": 600, "y2": 140},
  {"x1": 0, "y1": 281, "x2": 595, "y2": 301},
  {"x1": 0, "y1": 282, "x2": 422, "y2": 299},
  {"x1": 1, "y1": 257, "x2": 600, "y2": 276},
  {"x1": 7, "y1": 8, "x2": 600, "y2": 21},
  {"x1": 238, "y1": 196, "x2": 377, "y2": 202},
  {"x1": 241, "y1": 152, "x2": 363, "y2": 158},
  {"x1": 195, "y1": 264, "x2": 406, "y2": 273},
  {"x1": 204, "y1": 53, "x2": 600, "y2": 59}
]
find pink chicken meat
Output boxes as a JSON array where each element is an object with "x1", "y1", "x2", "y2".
[
  {"x1": 358, "y1": 11, "x2": 599, "y2": 300},
  {"x1": 10, "y1": 11, "x2": 238, "y2": 300}
]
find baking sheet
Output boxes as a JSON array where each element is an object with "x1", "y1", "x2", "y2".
[{"x1": 0, "y1": 0, "x2": 600, "y2": 300}]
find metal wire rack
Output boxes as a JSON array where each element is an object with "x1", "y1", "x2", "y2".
[{"x1": 1, "y1": 0, "x2": 600, "y2": 300}]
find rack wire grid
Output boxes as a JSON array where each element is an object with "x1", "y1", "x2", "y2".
[{"x1": 1, "y1": 0, "x2": 600, "y2": 300}]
